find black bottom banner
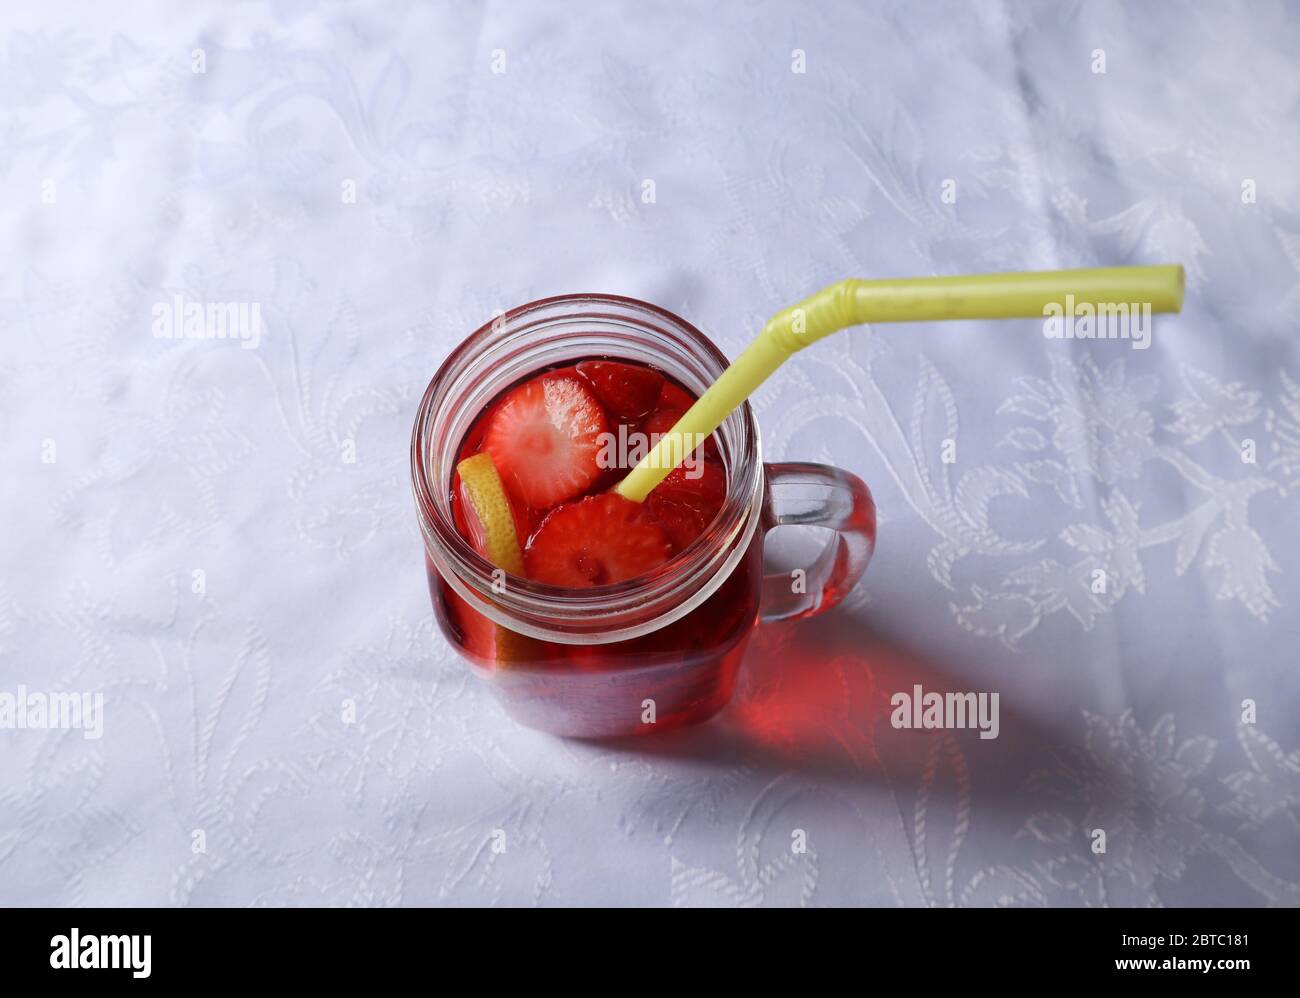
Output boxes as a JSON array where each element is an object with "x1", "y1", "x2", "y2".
[{"x1": 0, "y1": 906, "x2": 1277, "y2": 985}]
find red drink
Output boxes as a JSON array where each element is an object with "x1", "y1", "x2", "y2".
[
  {"x1": 430, "y1": 359, "x2": 762, "y2": 736},
  {"x1": 413, "y1": 294, "x2": 875, "y2": 739}
]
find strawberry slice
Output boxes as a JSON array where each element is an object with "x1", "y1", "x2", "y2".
[
  {"x1": 481, "y1": 372, "x2": 611, "y2": 508},
  {"x1": 640, "y1": 407, "x2": 720, "y2": 462},
  {"x1": 639, "y1": 406, "x2": 686, "y2": 441},
  {"x1": 656, "y1": 381, "x2": 696, "y2": 412},
  {"x1": 577, "y1": 360, "x2": 665, "y2": 422},
  {"x1": 644, "y1": 460, "x2": 727, "y2": 550},
  {"x1": 525, "y1": 493, "x2": 673, "y2": 587}
]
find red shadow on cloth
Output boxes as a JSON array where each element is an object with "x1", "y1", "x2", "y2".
[{"x1": 602, "y1": 610, "x2": 1074, "y2": 793}]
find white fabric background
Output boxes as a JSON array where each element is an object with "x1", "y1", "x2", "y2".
[{"x1": 1, "y1": 0, "x2": 1297, "y2": 906}]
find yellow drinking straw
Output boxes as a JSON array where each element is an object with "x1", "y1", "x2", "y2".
[{"x1": 615, "y1": 265, "x2": 1184, "y2": 503}]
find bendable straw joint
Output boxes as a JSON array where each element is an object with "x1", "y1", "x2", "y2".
[{"x1": 766, "y1": 279, "x2": 865, "y2": 354}]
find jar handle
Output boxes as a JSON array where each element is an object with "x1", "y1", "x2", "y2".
[{"x1": 760, "y1": 462, "x2": 876, "y2": 622}]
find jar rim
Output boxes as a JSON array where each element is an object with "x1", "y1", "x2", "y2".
[{"x1": 410, "y1": 293, "x2": 763, "y2": 643}]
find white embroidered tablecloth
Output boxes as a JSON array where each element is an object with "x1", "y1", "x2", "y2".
[{"x1": 2, "y1": 0, "x2": 1297, "y2": 907}]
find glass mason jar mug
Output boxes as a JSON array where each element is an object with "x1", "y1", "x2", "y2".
[{"x1": 411, "y1": 294, "x2": 876, "y2": 738}]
